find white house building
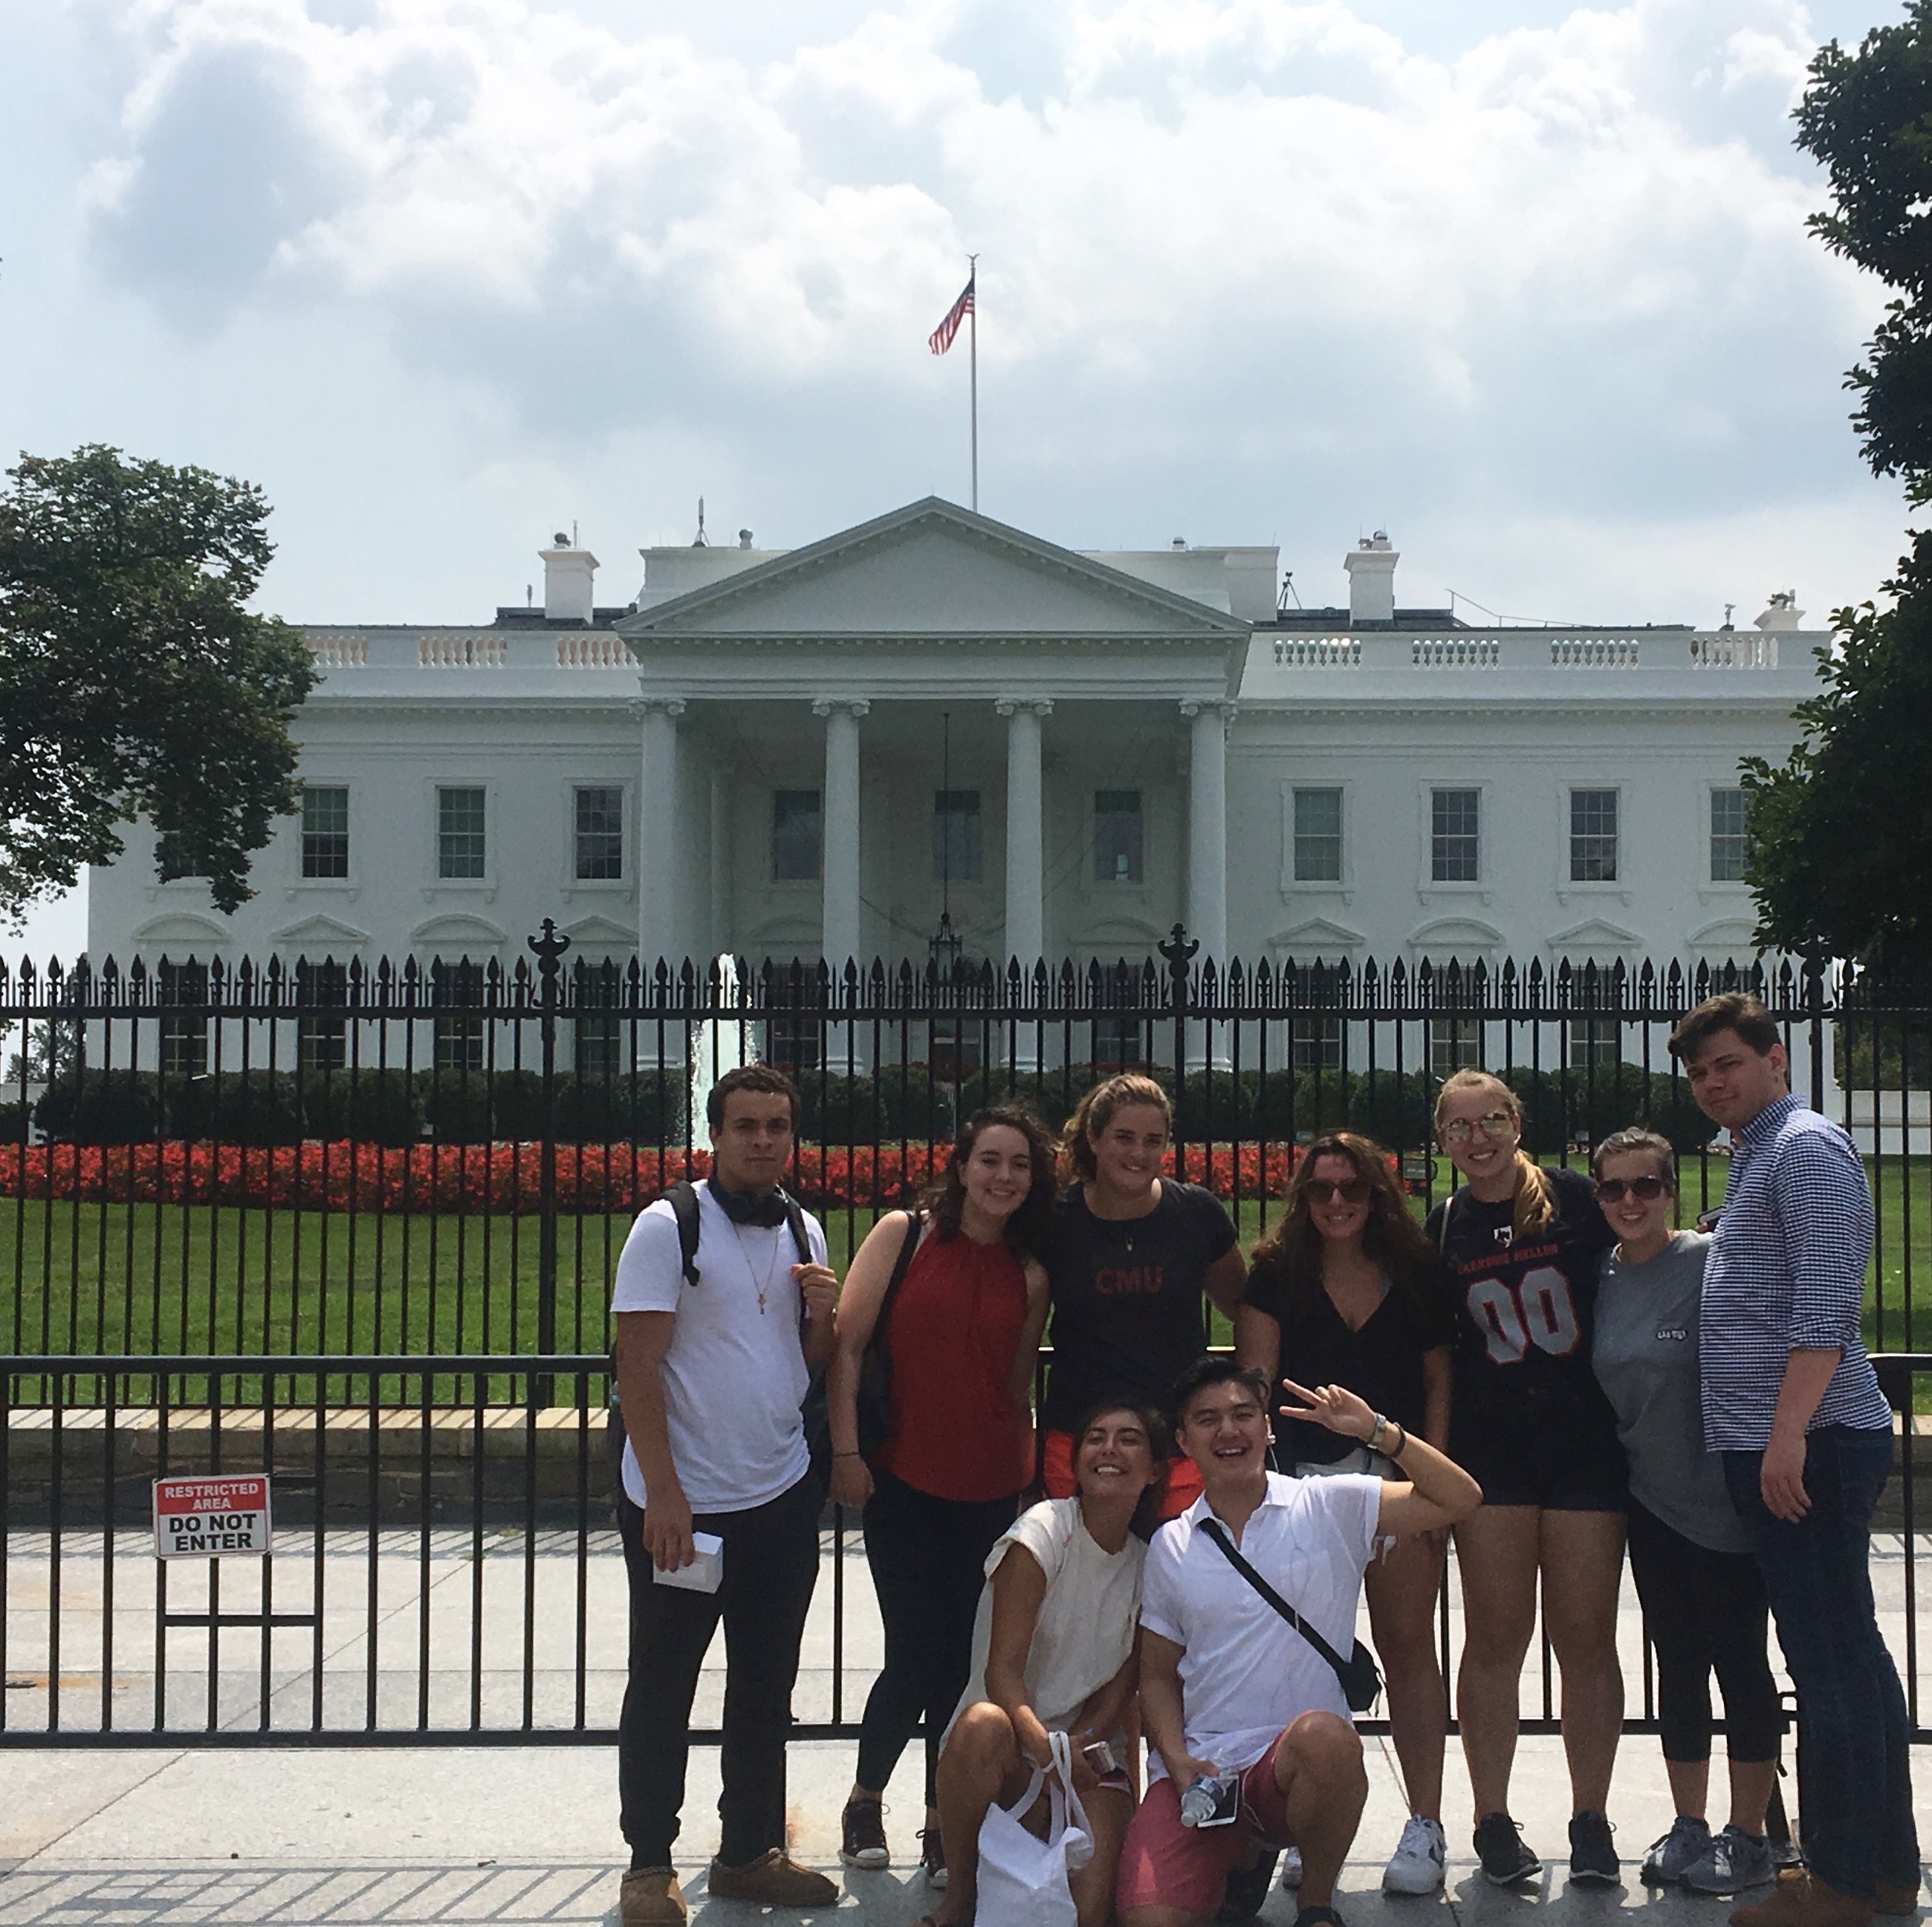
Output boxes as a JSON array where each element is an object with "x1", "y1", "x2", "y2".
[{"x1": 91, "y1": 495, "x2": 1815, "y2": 1019}]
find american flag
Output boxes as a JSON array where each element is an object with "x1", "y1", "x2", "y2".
[{"x1": 928, "y1": 276, "x2": 975, "y2": 355}]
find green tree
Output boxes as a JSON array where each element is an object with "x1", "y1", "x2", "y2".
[
  {"x1": 1745, "y1": 10, "x2": 1932, "y2": 966},
  {"x1": 0, "y1": 444, "x2": 316, "y2": 924}
]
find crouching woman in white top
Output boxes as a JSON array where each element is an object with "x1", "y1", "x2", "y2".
[{"x1": 927, "y1": 1401, "x2": 1170, "y2": 1927}]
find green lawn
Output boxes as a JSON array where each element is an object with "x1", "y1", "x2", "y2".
[{"x1": 4, "y1": 1154, "x2": 1930, "y2": 1399}]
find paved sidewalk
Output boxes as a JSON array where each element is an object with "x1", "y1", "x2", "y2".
[{"x1": 4, "y1": 1732, "x2": 1929, "y2": 1927}]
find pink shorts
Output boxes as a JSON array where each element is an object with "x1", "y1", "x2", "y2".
[{"x1": 1115, "y1": 1735, "x2": 1297, "y2": 1918}]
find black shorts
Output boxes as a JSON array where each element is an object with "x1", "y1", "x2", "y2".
[{"x1": 1450, "y1": 1387, "x2": 1627, "y2": 1513}]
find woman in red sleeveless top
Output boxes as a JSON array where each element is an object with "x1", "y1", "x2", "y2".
[{"x1": 827, "y1": 1105, "x2": 1057, "y2": 1885}]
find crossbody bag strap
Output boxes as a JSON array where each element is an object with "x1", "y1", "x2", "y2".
[{"x1": 1199, "y1": 1516, "x2": 1353, "y2": 1680}]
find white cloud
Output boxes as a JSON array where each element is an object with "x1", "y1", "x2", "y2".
[{"x1": 1, "y1": 0, "x2": 1902, "y2": 624}]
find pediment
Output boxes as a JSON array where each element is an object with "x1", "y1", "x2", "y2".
[
  {"x1": 409, "y1": 913, "x2": 507, "y2": 949},
  {"x1": 1687, "y1": 916, "x2": 1761, "y2": 955},
  {"x1": 1268, "y1": 916, "x2": 1367, "y2": 956},
  {"x1": 620, "y1": 498, "x2": 1249, "y2": 642},
  {"x1": 560, "y1": 913, "x2": 635, "y2": 949},
  {"x1": 272, "y1": 913, "x2": 370, "y2": 948},
  {"x1": 132, "y1": 913, "x2": 232, "y2": 947},
  {"x1": 1548, "y1": 917, "x2": 1643, "y2": 953},
  {"x1": 1407, "y1": 915, "x2": 1505, "y2": 951}
]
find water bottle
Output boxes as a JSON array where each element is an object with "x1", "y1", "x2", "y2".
[{"x1": 1179, "y1": 1774, "x2": 1230, "y2": 1827}]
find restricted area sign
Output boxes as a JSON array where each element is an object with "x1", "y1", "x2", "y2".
[{"x1": 152, "y1": 1474, "x2": 272, "y2": 1558}]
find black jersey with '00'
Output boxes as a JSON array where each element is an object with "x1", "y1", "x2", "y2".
[{"x1": 1423, "y1": 1164, "x2": 1617, "y2": 1419}]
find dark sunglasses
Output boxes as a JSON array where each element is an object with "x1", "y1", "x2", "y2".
[
  {"x1": 1306, "y1": 1178, "x2": 1371, "y2": 1205},
  {"x1": 1595, "y1": 1176, "x2": 1668, "y2": 1203}
]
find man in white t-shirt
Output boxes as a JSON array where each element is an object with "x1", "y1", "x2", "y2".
[
  {"x1": 611, "y1": 1066, "x2": 840, "y2": 1927},
  {"x1": 1119, "y1": 1358, "x2": 1482, "y2": 1927}
]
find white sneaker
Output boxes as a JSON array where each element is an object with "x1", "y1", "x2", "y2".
[
  {"x1": 1384, "y1": 1815, "x2": 1448, "y2": 1895},
  {"x1": 1279, "y1": 1847, "x2": 1303, "y2": 1890}
]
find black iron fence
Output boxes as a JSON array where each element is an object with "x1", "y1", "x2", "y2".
[
  {"x1": 4, "y1": 1353, "x2": 1930, "y2": 1753},
  {"x1": 3, "y1": 925, "x2": 1930, "y2": 1393}
]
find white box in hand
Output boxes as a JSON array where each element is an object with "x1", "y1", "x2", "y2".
[{"x1": 651, "y1": 1532, "x2": 723, "y2": 1593}]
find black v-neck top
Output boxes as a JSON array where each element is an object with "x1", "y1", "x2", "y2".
[{"x1": 1242, "y1": 1254, "x2": 1456, "y2": 1465}]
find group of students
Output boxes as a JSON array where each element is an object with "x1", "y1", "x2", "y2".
[{"x1": 609, "y1": 991, "x2": 1916, "y2": 1927}]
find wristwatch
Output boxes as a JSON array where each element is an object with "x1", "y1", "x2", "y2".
[{"x1": 1368, "y1": 1413, "x2": 1390, "y2": 1452}]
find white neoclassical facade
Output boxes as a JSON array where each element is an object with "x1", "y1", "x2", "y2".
[{"x1": 91, "y1": 496, "x2": 1816, "y2": 988}]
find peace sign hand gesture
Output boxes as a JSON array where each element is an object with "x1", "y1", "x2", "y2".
[{"x1": 1279, "y1": 1377, "x2": 1377, "y2": 1444}]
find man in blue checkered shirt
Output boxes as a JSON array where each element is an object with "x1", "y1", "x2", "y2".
[{"x1": 1673, "y1": 993, "x2": 1918, "y2": 1927}]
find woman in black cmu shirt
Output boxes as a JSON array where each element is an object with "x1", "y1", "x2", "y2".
[
  {"x1": 1427, "y1": 1070, "x2": 1624, "y2": 1892},
  {"x1": 1041, "y1": 1074, "x2": 1246, "y2": 1520}
]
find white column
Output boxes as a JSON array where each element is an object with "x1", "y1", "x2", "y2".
[
  {"x1": 996, "y1": 697, "x2": 1051, "y2": 969},
  {"x1": 1182, "y1": 699, "x2": 1233, "y2": 964},
  {"x1": 637, "y1": 698, "x2": 685, "y2": 969},
  {"x1": 813, "y1": 699, "x2": 869, "y2": 974}
]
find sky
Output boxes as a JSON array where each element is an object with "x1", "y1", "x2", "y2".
[{"x1": 0, "y1": 0, "x2": 1919, "y2": 961}]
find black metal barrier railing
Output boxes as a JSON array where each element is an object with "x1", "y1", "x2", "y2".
[
  {"x1": 7, "y1": 1354, "x2": 1931, "y2": 1752},
  {"x1": 4, "y1": 931, "x2": 1930, "y2": 1398}
]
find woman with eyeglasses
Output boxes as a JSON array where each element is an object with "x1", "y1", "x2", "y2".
[
  {"x1": 1588, "y1": 1127, "x2": 1780, "y2": 1898},
  {"x1": 1427, "y1": 1070, "x2": 1624, "y2": 1890},
  {"x1": 1234, "y1": 1131, "x2": 1458, "y2": 1897}
]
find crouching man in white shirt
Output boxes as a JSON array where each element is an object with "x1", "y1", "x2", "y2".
[{"x1": 1120, "y1": 1358, "x2": 1482, "y2": 1927}]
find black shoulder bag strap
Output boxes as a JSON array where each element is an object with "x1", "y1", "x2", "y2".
[{"x1": 1198, "y1": 1516, "x2": 1383, "y2": 1714}]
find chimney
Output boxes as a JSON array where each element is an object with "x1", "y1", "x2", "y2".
[
  {"x1": 539, "y1": 532, "x2": 599, "y2": 625},
  {"x1": 1754, "y1": 591, "x2": 1805, "y2": 633},
  {"x1": 1344, "y1": 531, "x2": 1398, "y2": 627}
]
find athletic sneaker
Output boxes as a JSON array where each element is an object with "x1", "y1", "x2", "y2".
[
  {"x1": 1682, "y1": 1827, "x2": 1776, "y2": 1897},
  {"x1": 1474, "y1": 1813, "x2": 1543, "y2": 1887},
  {"x1": 840, "y1": 1797, "x2": 889, "y2": 1870},
  {"x1": 1384, "y1": 1816, "x2": 1448, "y2": 1894},
  {"x1": 1569, "y1": 1810, "x2": 1620, "y2": 1886},
  {"x1": 919, "y1": 1827, "x2": 948, "y2": 1889},
  {"x1": 1643, "y1": 1815, "x2": 1714, "y2": 1886},
  {"x1": 1280, "y1": 1847, "x2": 1304, "y2": 1889}
]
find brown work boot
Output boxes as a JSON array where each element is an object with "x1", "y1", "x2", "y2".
[
  {"x1": 706, "y1": 1849, "x2": 839, "y2": 1906},
  {"x1": 1731, "y1": 1870, "x2": 1875, "y2": 1927},
  {"x1": 1876, "y1": 1880, "x2": 1923, "y2": 1918},
  {"x1": 620, "y1": 1867, "x2": 687, "y2": 1927}
]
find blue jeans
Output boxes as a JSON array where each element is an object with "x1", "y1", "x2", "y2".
[{"x1": 1725, "y1": 1426, "x2": 1919, "y2": 1901}]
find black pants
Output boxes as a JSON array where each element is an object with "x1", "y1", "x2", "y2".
[
  {"x1": 856, "y1": 1469, "x2": 1019, "y2": 1806},
  {"x1": 617, "y1": 1474, "x2": 821, "y2": 1867},
  {"x1": 1626, "y1": 1494, "x2": 1783, "y2": 1765}
]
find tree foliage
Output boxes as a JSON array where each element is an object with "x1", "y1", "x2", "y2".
[
  {"x1": 1746, "y1": 13, "x2": 1932, "y2": 965},
  {"x1": 0, "y1": 445, "x2": 316, "y2": 924}
]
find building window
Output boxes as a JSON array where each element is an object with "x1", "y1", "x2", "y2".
[
  {"x1": 432, "y1": 960, "x2": 486, "y2": 1072},
  {"x1": 1292, "y1": 788, "x2": 1343, "y2": 884},
  {"x1": 1427, "y1": 1017, "x2": 1483, "y2": 1080},
  {"x1": 932, "y1": 790, "x2": 983, "y2": 884},
  {"x1": 158, "y1": 960, "x2": 210, "y2": 1078},
  {"x1": 296, "y1": 961, "x2": 347, "y2": 1072},
  {"x1": 1094, "y1": 791, "x2": 1144, "y2": 884},
  {"x1": 765, "y1": 1013, "x2": 822, "y2": 1072},
  {"x1": 1092, "y1": 1014, "x2": 1146, "y2": 1069},
  {"x1": 1289, "y1": 1017, "x2": 1343, "y2": 1073},
  {"x1": 575, "y1": 1014, "x2": 623, "y2": 1077},
  {"x1": 1711, "y1": 787, "x2": 1750, "y2": 882},
  {"x1": 1566, "y1": 1018, "x2": 1621, "y2": 1075},
  {"x1": 1570, "y1": 788, "x2": 1619, "y2": 883},
  {"x1": 927, "y1": 1017, "x2": 984, "y2": 1081},
  {"x1": 771, "y1": 790, "x2": 823, "y2": 882},
  {"x1": 1430, "y1": 789, "x2": 1479, "y2": 883},
  {"x1": 574, "y1": 786, "x2": 623, "y2": 881},
  {"x1": 301, "y1": 786, "x2": 349, "y2": 879},
  {"x1": 438, "y1": 786, "x2": 487, "y2": 880}
]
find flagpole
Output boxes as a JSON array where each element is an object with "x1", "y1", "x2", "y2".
[{"x1": 968, "y1": 253, "x2": 979, "y2": 514}]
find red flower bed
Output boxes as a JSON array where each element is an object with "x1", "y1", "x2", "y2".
[{"x1": 0, "y1": 1139, "x2": 1306, "y2": 1214}]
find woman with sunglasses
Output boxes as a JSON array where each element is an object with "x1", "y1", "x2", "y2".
[
  {"x1": 1427, "y1": 1070, "x2": 1624, "y2": 1889},
  {"x1": 1234, "y1": 1131, "x2": 1458, "y2": 1896},
  {"x1": 1589, "y1": 1128, "x2": 1780, "y2": 1897}
]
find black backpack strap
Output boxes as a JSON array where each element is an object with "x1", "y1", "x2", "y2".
[
  {"x1": 781, "y1": 1192, "x2": 814, "y2": 1267},
  {"x1": 1199, "y1": 1516, "x2": 1353, "y2": 1679},
  {"x1": 666, "y1": 1179, "x2": 703, "y2": 1288}
]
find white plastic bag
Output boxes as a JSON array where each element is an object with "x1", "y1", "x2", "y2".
[{"x1": 973, "y1": 1728, "x2": 1094, "y2": 1927}]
